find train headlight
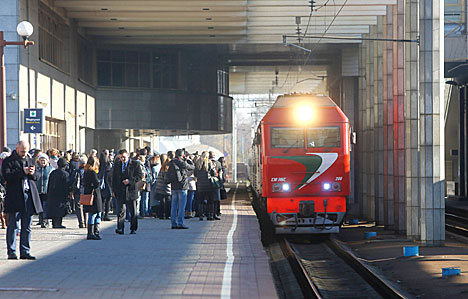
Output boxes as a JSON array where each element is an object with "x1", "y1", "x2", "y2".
[
  {"x1": 323, "y1": 182, "x2": 331, "y2": 191},
  {"x1": 282, "y1": 183, "x2": 290, "y2": 192},
  {"x1": 296, "y1": 105, "x2": 313, "y2": 123}
]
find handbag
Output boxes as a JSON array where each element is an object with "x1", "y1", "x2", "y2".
[
  {"x1": 80, "y1": 191, "x2": 94, "y2": 206},
  {"x1": 60, "y1": 200, "x2": 73, "y2": 217},
  {"x1": 210, "y1": 177, "x2": 221, "y2": 189},
  {"x1": 220, "y1": 188, "x2": 227, "y2": 200}
]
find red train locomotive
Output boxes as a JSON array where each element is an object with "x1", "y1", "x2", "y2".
[{"x1": 249, "y1": 94, "x2": 353, "y2": 234}]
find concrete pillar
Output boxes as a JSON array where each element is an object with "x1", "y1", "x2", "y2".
[
  {"x1": 405, "y1": 0, "x2": 420, "y2": 240},
  {"x1": 358, "y1": 41, "x2": 367, "y2": 218},
  {"x1": 366, "y1": 30, "x2": 375, "y2": 221},
  {"x1": 393, "y1": 0, "x2": 407, "y2": 233},
  {"x1": 383, "y1": 6, "x2": 395, "y2": 229},
  {"x1": 374, "y1": 17, "x2": 385, "y2": 224},
  {"x1": 419, "y1": 0, "x2": 445, "y2": 246}
]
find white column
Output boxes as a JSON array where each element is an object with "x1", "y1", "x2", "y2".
[{"x1": 419, "y1": 0, "x2": 445, "y2": 246}]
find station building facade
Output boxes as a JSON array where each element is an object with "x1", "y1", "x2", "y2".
[{"x1": 2, "y1": 0, "x2": 232, "y2": 152}]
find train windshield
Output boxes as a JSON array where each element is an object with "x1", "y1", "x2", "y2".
[
  {"x1": 271, "y1": 128, "x2": 305, "y2": 148},
  {"x1": 307, "y1": 127, "x2": 341, "y2": 148}
]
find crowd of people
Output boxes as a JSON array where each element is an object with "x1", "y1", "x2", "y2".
[{"x1": 0, "y1": 140, "x2": 228, "y2": 259}]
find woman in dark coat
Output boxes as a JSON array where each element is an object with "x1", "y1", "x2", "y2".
[
  {"x1": 194, "y1": 152, "x2": 217, "y2": 221},
  {"x1": 47, "y1": 158, "x2": 71, "y2": 228},
  {"x1": 98, "y1": 150, "x2": 112, "y2": 221},
  {"x1": 83, "y1": 156, "x2": 103, "y2": 240}
]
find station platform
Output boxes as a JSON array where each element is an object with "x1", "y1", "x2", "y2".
[
  {"x1": 337, "y1": 221, "x2": 468, "y2": 298},
  {"x1": 0, "y1": 184, "x2": 278, "y2": 299}
]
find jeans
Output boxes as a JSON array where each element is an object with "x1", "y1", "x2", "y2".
[
  {"x1": 6, "y1": 192, "x2": 34, "y2": 256},
  {"x1": 139, "y1": 191, "x2": 150, "y2": 217},
  {"x1": 88, "y1": 212, "x2": 102, "y2": 225},
  {"x1": 6, "y1": 212, "x2": 33, "y2": 256},
  {"x1": 186, "y1": 190, "x2": 195, "y2": 212},
  {"x1": 171, "y1": 190, "x2": 187, "y2": 227},
  {"x1": 73, "y1": 192, "x2": 86, "y2": 226}
]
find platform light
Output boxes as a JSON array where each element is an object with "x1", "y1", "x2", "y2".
[
  {"x1": 296, "y1": 105, "x2": 313, "y2": 124},
  {"x1": 17, "y1": 21, "x2": 34, "y2": 40}
]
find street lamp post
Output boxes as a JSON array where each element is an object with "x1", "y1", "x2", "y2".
[{"x1": 0, "y1": 21, "x2": 34, "y2": 148}]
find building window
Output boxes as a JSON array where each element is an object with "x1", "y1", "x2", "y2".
[
  {"x1": 153, "y1": 54, "x2": 178, "y2": 89},
  {"x1": 217, "y1": 70, "x2": 228, "y2": 96},
  {"x1": 445, "y1": 0, "x2": 466, "y2": 35},
  {"x1": 38, "y1": 2, "x2": 69, "y2": 72},
  {"x1": 97, "y1": 49, "x2": 179, "y2": 89},
  {"x1": 40, "y1": 118, "x2": 65, "y2": 151},
  {"x1": 78, "y1": 35, "x2": 94, "y2": 84}
]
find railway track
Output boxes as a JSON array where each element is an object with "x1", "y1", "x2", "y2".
[
  {"x1": 279, "y1": 237, "x2": 407, "y2": 299},
  {"x1": 445, "y1": 207, "x2": 468, "y2": 238}
]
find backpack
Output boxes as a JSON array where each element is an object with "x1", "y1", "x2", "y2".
[
  {"x1": 166, "y1": 161, "x2": 183, "y2": 184},
  {"x1": 136, "y1": 162, "x2": 147, "y2": 192}
]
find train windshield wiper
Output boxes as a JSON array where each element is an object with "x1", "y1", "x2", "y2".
[{"x1": 283, "y1": 139, "x2": 300, "y2": 153}]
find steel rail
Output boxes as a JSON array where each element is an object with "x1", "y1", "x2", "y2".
[
  {"x1": 278, "y1": 238, "x2": 322, "y2": 299},
  {"x1": 326, "y1": 238, "x2": 408, "y2": 299}
]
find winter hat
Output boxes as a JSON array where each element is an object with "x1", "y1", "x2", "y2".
[
  {"x1": 38, "y1": 153, "x2": 49, "y2": 161},
  {"x1": 57, "y1": 157, "x2": 68, "y2": 169}
]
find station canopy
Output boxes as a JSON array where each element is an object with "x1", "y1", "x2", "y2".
[{"x1": 56, "y1": 0, "x2": 396, "y2": 94}]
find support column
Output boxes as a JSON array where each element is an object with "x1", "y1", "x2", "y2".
[
  {"x1": 394, "y1": 0, "x2": 407, "y2": 233},
  {"x1": 374, "y1": 17, "x2": 385, "y2": 224},
  {"x1": 383, "y1": 6, "x2": 395, "y2": 229},
  {"x1": 358, "y1": 41, "x2": 367, "y2": 218},
  {"x1": 405, "y1": 0, "x2": 420, "y2": 240},
  {"x1": 419, "y1": 0, "x2": 445, "y2": 246},
  {"x1": 366, "y1": 30, "x2": 375, "y2": 221}
]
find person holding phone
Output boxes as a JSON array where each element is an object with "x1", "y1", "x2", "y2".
[{"x1": 2, "y1": 140, "x2": 43, "y2": 260}]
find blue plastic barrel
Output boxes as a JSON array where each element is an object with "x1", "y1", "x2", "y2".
[
  {"x1": 364, "y1": 232, "x2": 377, "y2": 239},
  {"x1": 442, "y1": 267, "x2": 461, "y2": 277},
  {"x1": 403, "y1": 246, "x2": 419, "y2": 257}
]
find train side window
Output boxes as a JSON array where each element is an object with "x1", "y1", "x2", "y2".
[{"x1": 307, "y1": 127, "x2": 341, "y2": 148}]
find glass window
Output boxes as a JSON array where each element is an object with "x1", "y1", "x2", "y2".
[
  {"x1": 38, "y1": 2, "x2": 69, "y2": 72},
  {"x1": 98, "y1": 62, "x2": 111, "y2": 86},
  {"x1": 271, "y1": 128, "x2": 304, "y2": 148},
  {"x1": 307, "y1": 127, "x2": 341, "y2": 148}
]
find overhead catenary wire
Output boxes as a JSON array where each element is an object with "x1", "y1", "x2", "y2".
[{"x1": 279, "y1": 0, "x2": 331, "y2": 92}]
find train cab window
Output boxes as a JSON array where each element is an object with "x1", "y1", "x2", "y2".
[
  {"x1": 307, "y1": 127, "x2": 341, "y2": 148},
  {"x1": 271, "y1": 128, "x2": 305, "y2": 148}
]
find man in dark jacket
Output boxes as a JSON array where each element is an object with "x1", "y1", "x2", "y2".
[
  {"x1": 112, "y1": 150, "x2": 143, "y2": 235},
  {"x1": 2, "y1": 140, "x2": 43, "y2": 260},
  {"x1": 168, "y1": 149, "x2": 195, "y2": 229}
]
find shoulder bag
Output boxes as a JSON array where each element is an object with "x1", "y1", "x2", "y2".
[{"x1": 80, "y1": 190, "x2": 94, "y2": 206}]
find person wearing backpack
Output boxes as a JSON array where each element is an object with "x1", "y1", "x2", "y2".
[
  {"x1": 167, "y1": 149, "x2": 194, "y2": 229},
  {"x1": 71, "y1": 155, "x2": 87, "y2": 228}
]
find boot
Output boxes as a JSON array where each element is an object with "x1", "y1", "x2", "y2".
[
  {"x1": 87, "y1": 224, "x2": 97, "y2": 240},
  {"x1": 41, "y1": 219, "x2": 49, "y2": 228},
  {"x1": 94, "y1": 223, "x2": 102, "y2": 240},
  {"x1": 199, "y1": 203, "x2": 204, "y2": 221},
  {"x1": 207, "y1": 203, "x2": 214, "y2": 221},
  {"x1": 1, "y1": 213, "x2": 5, "y2": 229}
]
